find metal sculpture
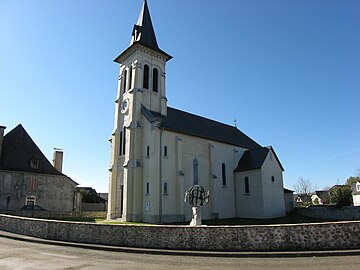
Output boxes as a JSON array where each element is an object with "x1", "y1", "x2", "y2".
[{"x1": 184, "y1": 185, "x2": 209, "y2": 226}]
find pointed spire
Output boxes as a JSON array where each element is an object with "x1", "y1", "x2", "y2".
[
  {"x1": 131, "y1": 0, "x2": 159, "y2": 51},
  {"x1": 114, "y1": 0, "x2": 172, "y2": 63}
]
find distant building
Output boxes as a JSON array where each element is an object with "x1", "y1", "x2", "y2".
[
  {"x1": 107, "y1": 1, "x2": 286, "y2": 223},
  {"x1": 0, "y1": 125, "x2": 78, "y2": 211},
  {"x1": 351, "y1": 181, "x2": 360, "y2": 206},
  {"x1": 77, "y1": 187, "x2": 107, "y2": 211},
  {"x1": 284, "y1": 188, "x2": 295, "y2": 213}
]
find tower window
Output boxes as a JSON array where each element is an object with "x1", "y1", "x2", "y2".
[
  {"x1": 193, "y1": 158, "x2": 199, "y2": 185},
  {"x1": 222, "y1": 163, "x2": 227, "y2": 186},
  {"x1": 152, "y1": 68, "x2": 158, "y2": 92},
  {"x1": 143, "y1": 64, "x2": 149, "y2": 89},
  {"x1": 119, "y1": 131, "x2": 123, "y2": 156},
  {"x1": 271, "y1": 176, "x2": 275, "y2": 182},
  {"x1": 128, "y1": 66, "x2": 133, "y2": 90},
  {"x1": 123, "y1": 69, "x2": 127, "y2": 93},
  {"x1": 122, "y1": 126, "x2": 126, "y2": 156},
  {"x1": 245, "y1": 177, "x2": 250, "y2": 194},
  {"x1": 163, "y1": 146, "x2": 168, "y2": 157},
  {"x1": 146, "y1": 146, "x2": 150, "y2": 157}
]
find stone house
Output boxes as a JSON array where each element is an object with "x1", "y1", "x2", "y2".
[
  {"x1": 107, "y1": 1, "x2": 286, "y2": 223},
  {"x1": 0, "y1": 124, "x2": 78, "y2": 211}
]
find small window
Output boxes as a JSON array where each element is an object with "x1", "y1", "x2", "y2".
[
  {"x1": 26, "y1": 196, "x2": 36, "y2": 206},
  {"x1": 146, "y1": 146, "x2": 150, "y2": 157},
  {"x1": 146, "y1": 182, "x2": 149, "y2": 194},
  {"x1": 163, "y1": 182, "x2": 168, "y2": 195},
  {"x1": 271, "y1": 176, "x2": 275, "y2": 182},
  {"x1": 163, "y1": 146, "x2": 168, "y2": 157},
  {"x1": 143, "y1": 64, "x2": 149, "y2": 89},
  {"x1": 356, "y1": 183, "x2": 360, "y2": 192},
  {"x1": 30, "y1": 160, "x2": 39, "y2": 169},
  {"x1": 123, "y1": 69, "x2": 127, "y2": 93},
  {"x1": 152, "y1": 68, "x2": 158, "y2": 92},
  {"x1": 222, "y1": 163, "x2": 227, "y2": 186},
  {"x1": 245, "y1": 177, "x2": 250, "y2": 194}
]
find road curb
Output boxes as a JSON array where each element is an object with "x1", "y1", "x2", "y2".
[{"x1": 1, "y1": 230, "x2": 360, "y2": 258}]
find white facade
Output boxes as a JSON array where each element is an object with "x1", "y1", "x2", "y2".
[{"x1": 107, "y1": 1, "x2": 286, "y2": 223}]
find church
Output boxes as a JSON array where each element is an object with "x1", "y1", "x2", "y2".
[{"x1": 107, "y1": 0, "x2": 286, "y2": 223}]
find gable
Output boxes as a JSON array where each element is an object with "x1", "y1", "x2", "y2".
[
  {"x1": 0, "y1": 124, "x2": 68, "y2": 177},
  {"x1": 146, "y1": 106, "x2": 261, "y2": 149},
  {"x1": 234, "y1": 146, "x2": 284, "y2": 172}
]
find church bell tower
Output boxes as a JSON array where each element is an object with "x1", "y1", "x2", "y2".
[{"x1": 107, "y1": 0, "x2": 172, "y2": 221}]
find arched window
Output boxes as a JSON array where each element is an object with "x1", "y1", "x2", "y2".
[
  {"x1": 122, "y1": 126, "x2": 126, "y2": 155},
  {"x1": 245, "y1": 177, "x2": 249, "y2": 194},
  {"x1": 128, "y1": 66, "x2": 133, "y2": 90},
  {"x1": 222, "y1": 163, "x2": 227, "y2": 186},
  {"x1": 163, "y1": 146, "x2": 168, "y2": 157},
  {"x1": 146, "y1": 146, "x2": 150, "y2": 157},
  {"x1": 152, "y1": 68, "x2": 158, "y2": 92},
  {"x1": 163, "y1": 182, "x2": 168, "y2": 195},
  {"x1": 143, "y1": 65, "x2": 149, "y2": 89},
  {"x1": 271, "y1": 176, "x2": 275, "y2": 182},
  {"x1": 123, "y1": 69, "x2": 127, "y2": 93},
  {"x1": 119, "y1": 131, "x2": 123, "y2": 156},
  {"x1": 146, "y1": 182, "x2": 149, "y2": 194},
  {"x1": 193, "y1": 158, "x2": 199, "y2": 185}
]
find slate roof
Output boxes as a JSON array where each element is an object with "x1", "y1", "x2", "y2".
[
  {"x1": 284, "y1": 188, "x2": 294, "y2": 194},
  {"x1": 0, "y1": 124, "x2": 72, "y2": 178},
  {"x1": 146, "y1": 106, "x2": 261, "y2": 150},
  {"x1": 114, "y1": 0, "x2": 172, "y2": 63},
  {"x1": 234, "y1": 146, "x2": 284, "y2": 172}
]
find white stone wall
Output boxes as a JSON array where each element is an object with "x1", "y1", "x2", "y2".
[
  {"x1": 260, "y1": 150, "x2": 286, "y2": 218},
  {"x1": 235, "y1": 169, "x2": 264, "y2": 218}
]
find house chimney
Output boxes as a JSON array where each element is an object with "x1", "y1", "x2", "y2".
[
  {"x1": 0, "y1": 126, "x2": 6, "y2": 161},
  {"x1": 53, "y1": 148, "x2": 63, "y2": 172}
]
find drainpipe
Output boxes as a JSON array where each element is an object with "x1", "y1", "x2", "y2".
[{"x1": 159, "y1": 127, "x2": 164, "y2": 224}]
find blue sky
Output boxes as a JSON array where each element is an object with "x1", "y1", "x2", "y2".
[{"x1": 1, "y1": 0, "x2": 359, "y2": 192}]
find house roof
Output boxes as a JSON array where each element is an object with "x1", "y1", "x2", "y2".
[
  {"x1": 146, "y1": 106, "x2": 261, "y2": 150},
  {"x1": 114, "y1": 0, "x2": 172, "y2": 63},
  {"x1": 234, "y1": 146, "x2": 284, "y2": 172},
  {"x1": 284, "y1": 188, "x2": 294, "y2": 194},
  {"x1": 0, "y1": 124, "x2": 75, "y2": 182}
]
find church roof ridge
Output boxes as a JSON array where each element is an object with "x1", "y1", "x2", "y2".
[{"x1": 148, "y1": 106, "x2": 261, "y2": 150}]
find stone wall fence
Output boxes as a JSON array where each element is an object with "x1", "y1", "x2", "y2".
[
  {"x1": 1, "y1": 214, "x2": 360, "y2": 251},
  {"x1": 296, "y1": 206, "x2": 360, "y2": 220},
  {"x1": 0, "y1": 211, "x2": 106, "y2": 219}
]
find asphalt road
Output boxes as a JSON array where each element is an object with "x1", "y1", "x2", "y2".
[{"x1": 0, "y1": 235, "x2": 359, "y2": 270}]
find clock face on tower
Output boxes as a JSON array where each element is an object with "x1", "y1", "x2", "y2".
[{"x1": 120, "y1": 99, "x2": 129, "y2": 114}]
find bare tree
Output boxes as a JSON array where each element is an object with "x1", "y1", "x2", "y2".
[{"x1": 293, "y1": 177, "x2": 314, "y2": 194}]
